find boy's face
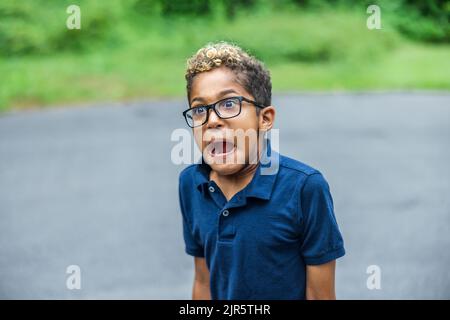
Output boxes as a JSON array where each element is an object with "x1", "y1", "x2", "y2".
[{"x1": 189, "y1": 66, "x2": 273, "y2": 176}]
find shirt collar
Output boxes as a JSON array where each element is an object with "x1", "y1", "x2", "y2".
[
  {"x1": 194, "y1": 161, "x2": 212, "y2": 193},
  {"x1": 194, "y1": 139, "x2": 279, "y2": 201}
]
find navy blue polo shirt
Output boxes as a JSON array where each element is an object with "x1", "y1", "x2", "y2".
[{"x1": 178, "y1": 150, "x2": 345, "y2": 300}]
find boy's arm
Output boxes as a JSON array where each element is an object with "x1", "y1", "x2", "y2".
[
  {"x1": 192, "y1": 257, "x2": 211, "y2": 300},
  {"x1": 305, "y1": 260, "x2": 336, "y2": 300}
]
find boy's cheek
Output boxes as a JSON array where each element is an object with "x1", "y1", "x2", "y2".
[
  {"x1": 192, "y1": 129, "x2": 205, "y2": 150},
  {"x1": 195, "y1": 139, "x2": 206, "y2": 152}
]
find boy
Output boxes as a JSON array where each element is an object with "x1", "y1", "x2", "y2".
[{"x1": 178, "y1": 42, "x2": 345, "y2": 300}]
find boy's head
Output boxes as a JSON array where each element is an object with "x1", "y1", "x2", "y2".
[
  {"x1": 185, "y1": 41, "x2": 272, "y2": 108},
  {"x1": 184, "y1": 41, "x2": 275, "y2": 176}
]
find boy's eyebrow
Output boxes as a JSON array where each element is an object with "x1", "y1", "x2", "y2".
[{"x1": 190, "y1": 89, "x2": 239, "y2": 105}]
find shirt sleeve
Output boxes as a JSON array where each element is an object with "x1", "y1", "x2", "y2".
[
  {"x1": 299, "y1": 172, "x2": 345, "y2": 265},
  {"x1": 179, "y1": 179, "x2": 204, "y2": 257}
]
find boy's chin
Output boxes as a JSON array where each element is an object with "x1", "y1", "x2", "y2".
[{"x1": 208, "y1": 163, "x2": 245, "y2": 176}]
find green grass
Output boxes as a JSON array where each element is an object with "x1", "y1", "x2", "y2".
[
  {"x1": 272, "y1": 43, "x2": 450, "y2": 91},
  {"x1": 1, "y1": 7, "x2": 449, "y2": 112}
]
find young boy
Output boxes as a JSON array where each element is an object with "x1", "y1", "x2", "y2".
[{"x1": 178, "y1": 42, "x2": 345, "y2": 300}]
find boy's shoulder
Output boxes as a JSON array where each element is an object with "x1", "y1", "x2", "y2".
[
  {"x1": 278, "y1": 153, "x2": 321, "y2": 177},
  {"x1": 179, "y1": 163, "x2": 200, "y2": 182},
  {"x1": 277, "y1": 154, "x2": 331, "y2": 194}
]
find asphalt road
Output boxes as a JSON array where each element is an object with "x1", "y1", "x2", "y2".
[{"x1": 0, "y1": 93, "x2": 449, "y2": 299}]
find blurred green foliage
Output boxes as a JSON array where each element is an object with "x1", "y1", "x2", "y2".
[
  {"x1": 0, "y1": 0, "x2": 124, "y2": 55},
  {"x1": 0, "y1": 0, "x2": 448, "y2": 110},
  {"x1": 0, "y1": 0, "x2": 447, "y2": 57}
]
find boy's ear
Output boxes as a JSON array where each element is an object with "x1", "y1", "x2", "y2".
[{"x1": 259, "y1": 106, "x2": 276, "y2": 132}]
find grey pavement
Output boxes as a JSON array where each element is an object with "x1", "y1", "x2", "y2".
[{"x1": 0, "y1": 93, "x2": 449, "y2": 299}]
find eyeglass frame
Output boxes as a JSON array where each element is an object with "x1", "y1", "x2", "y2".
[{"x1": 182, "y1": 96, "x2": 266, "y2": 128}]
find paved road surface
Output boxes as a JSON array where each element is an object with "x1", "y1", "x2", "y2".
[{"x1": 0, "y1": 93, "x2": 449, "y2": 299}]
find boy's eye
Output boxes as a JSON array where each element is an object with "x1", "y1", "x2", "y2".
[
  {"x1": 193, "y1": 106, "x2": 207, "y2": 115},
  {"x1": 221, "y1": 98, "x2": 238, "y2": 109}
]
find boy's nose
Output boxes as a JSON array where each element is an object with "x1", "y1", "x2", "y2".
[{"x1": 206, "y1": 108, "x2": 223, "y2": 129}]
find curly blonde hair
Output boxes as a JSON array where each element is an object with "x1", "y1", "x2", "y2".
[{"x1": 185, "y1": 41, "x2": 272, "y2": 108}]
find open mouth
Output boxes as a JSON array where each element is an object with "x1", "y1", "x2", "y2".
[{"x1": 207, "y1": 139, "x2": 236, "y2": 157}]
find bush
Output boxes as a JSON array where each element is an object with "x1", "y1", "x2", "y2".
[
  {"x1": 0, "y1": 0, "x2": 123, "y2": 56},
  {"x1": 0, "y1": 0, "x2": 447, "y2": 58},
  {"x1": 292, "y1": 0, "x2": 449, "y2": 43},
  {"x1": 389, "y1": 0, "x2": 449, "y2": 43},
  {"x1": 133, "y1": 0, "x2": 257, "y2": 17},
  {"x1": 354, "y1": 0, "x2": 449, "y2": 43}
]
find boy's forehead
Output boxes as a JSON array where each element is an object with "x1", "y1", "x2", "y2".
[{"x1": 190, "y1": 67, "x2": 249, "y2": 103}]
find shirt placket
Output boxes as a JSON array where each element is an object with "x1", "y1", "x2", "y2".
[{"x1": 206, "y1": 181, "x2": 246, "y2": 243}]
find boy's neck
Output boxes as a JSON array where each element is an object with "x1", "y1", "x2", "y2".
[
  {"x1": 209, "y1": 163, "x2": 259, "y2": 202},
  {"x1": 208, "y1": 138, "x2": 268, "y2": 202}
]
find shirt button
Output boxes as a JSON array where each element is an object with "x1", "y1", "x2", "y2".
[
  {"x1": 222, "y1": 210, "x2": 229, "y2": 217},
  {"x1": 208, "y1": 186, "x2": 215, "y2": 193}
]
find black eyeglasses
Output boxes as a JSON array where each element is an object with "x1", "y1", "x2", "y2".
[{"x1": 182, "y1": 96, "x2": 265, "y2": 128}]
